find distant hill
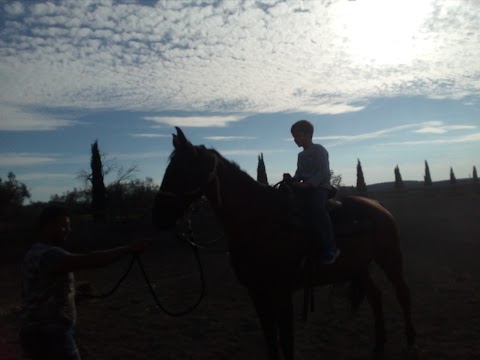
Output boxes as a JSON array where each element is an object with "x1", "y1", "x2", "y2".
[{"x1": 366, "y1": 178, "x2": 475, "y2": 192}]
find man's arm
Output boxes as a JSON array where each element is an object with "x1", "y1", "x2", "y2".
[{"x1": 54, "y1": 238, "x2": 146, "y2": 273}]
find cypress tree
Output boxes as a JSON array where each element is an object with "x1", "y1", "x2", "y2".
[
  {"x1": 394, "y1": 165, "x2": 404, "y2": 189},
  {"x1": 449, "y1": 167, "x2": 457, "y2": 185},
  {"x1": 424, "y1": 160, "x2": 432, "y2": 186},
  {"x1": 256, "y1": 153, "x2": 268, "y2": 185},
  {"x1": 356, "y1": 159, "x2": 367, "y2": 193},
  {"x1": 473, "y1": 166, "x2": 479, "y2": 183},
  {"x1": 91, "y1": 140, "x2": 106, "y2": 222}
]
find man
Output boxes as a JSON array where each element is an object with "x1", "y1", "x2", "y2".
[{"x1": 20, "y1": 205, "x2": 147, "y2": 359}]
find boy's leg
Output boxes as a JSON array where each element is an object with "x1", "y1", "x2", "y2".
[{"x1": 310, "y1": 189, "x2": 338, "y2": 263}]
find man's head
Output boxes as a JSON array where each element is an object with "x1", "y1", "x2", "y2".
[
  {"x1": 38, "y1": 205, "x2": 71, "y2": 245},
  {"x1": 291, "y1": 120, "x2": 314, "y2": 148}
]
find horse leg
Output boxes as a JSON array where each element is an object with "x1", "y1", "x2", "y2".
[
  {"x1": 249, "y1": 289, "x2": 280, "y2": 360},
  {"x1": 376, "y1": 254, "x2": 416, "y2": 347},
  {"x1": 362, "y1": 270, "x2": 386, "y2": 357},
  {"x1": 276, "y1": 291, "x2": 294, "y2": 360}
]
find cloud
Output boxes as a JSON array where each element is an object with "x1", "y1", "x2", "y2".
[
  {"x1": 297, "y1": 103, "x2": 366, "y2": 115},
  {"x1": 414, "y1": 124, "x2": 476, "y2": 134},
  {"x1": 145, "y1": 115, "x2": 245, "y2": 127},
  {"x1": 221, "y1": 149, "x2": 287, "y2": 156},
  {"x1": 18, "y1": 172, "x2": 73, "y2": 181},
  {"x1": 307, "y1": 123, "x2": 423, "y2": 144},
  {"x1": 130, "y1": 133, "x2": 171, "y2": 138},
  {"x1": 0, "y1": 153, "x2": 58, "y2": 167},
  {"x1": 0, "y1": 104, "x2": 79, "y2": 131},
  {"x1": 204, "y1": 136, "x2": 256, "y2": 141},
  {"x1": 1, "y1": 0, "x2": 480, "y2": 128},
  {"x1": 111, "y1": 151, "x2": 171, "y2": 161},
  {"x1": 379, "y1": 132, "x2": 480, "y2": 146},
  {"x1": 302, "y1": 121, "x2": 477, "y2": 146},
  {"x1": 4, "y1": 2, "x2": 25, "y2": 16}
]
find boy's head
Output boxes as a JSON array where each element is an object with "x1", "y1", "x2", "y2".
[
  {"x1": 291, "y1": 120, "x2": 314, "y2": 148},
  {"x1": 291, "y1": 120, "x2": 314, "y2": 136},
  {"x1": 38, "y1": 204, "x2": 71, "y2": 245}
]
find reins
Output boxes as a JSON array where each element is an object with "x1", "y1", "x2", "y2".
[
  {"x1": 85, "y1": 215, "x2": 208, "y2": 316},
  {"x1": 134, "y1": 230, "x2": 206, "y2": 317}
]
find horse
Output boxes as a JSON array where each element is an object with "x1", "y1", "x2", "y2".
[{"x1": 152, "y1": 127, "x2": 416, "y2": 360}]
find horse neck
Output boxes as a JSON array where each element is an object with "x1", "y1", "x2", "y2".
[{"x1": 205, "y1": 155, "x2": 269, "y2": 227}]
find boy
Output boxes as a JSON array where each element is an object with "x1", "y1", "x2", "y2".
[
  {"x1": 284, "y1": 119, "x2": 340, "y2": 264},
  {"x1": 20, "y1": 205, "x2": 147, "y2": 359}
]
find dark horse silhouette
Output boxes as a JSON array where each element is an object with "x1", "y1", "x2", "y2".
[{"x1": 152, "y1": 127, "x2": 416, "y2": 360}]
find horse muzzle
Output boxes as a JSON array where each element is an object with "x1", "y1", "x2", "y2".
[{"x1": 151, "y1": 191, "x2": 185, "y2": 230}]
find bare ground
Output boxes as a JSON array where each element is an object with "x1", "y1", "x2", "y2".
[{"x1": 1, "y1": 184, "x2": 480, "y2": 359}]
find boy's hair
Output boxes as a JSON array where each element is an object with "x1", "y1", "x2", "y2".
[
  {"x1": 38, "y1": 204, "x2": 69, "y2": 230},
  {"x1": 291, "y1": 120, "x2": 314, "y2": 136}
]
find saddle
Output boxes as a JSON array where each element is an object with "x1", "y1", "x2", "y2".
[{"x1": 279, "y1": 183, "x2": 373, "y2": 236}]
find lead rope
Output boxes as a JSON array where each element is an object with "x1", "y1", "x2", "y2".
[
  {"x1": 83, "y1": 210, "x2": 206, "y2": 316},
  {"x1": 134, "y1": 231, "x2": 206, "y2": 316},
  {"x1": 84, "y1": 255, "x2": 136, "y2": 299},
  {"x1": 84, "y1": 235, "x2": 205, "y2": 316}
]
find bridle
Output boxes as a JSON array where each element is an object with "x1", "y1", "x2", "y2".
[{"x1": 158, "y1": 151, "x2": 223, "y2": 208}]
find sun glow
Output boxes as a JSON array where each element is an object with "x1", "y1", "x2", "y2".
[{"x1": 333, "y1": 0, "x2": 434, "y2": 65}]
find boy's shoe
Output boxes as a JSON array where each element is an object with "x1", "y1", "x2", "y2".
[{"x1": 319, "y1": 248, "x2": 341, "y2": 265}]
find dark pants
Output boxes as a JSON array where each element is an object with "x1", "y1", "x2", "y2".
[
  {"x1": 304, "y1": 188, "x2": 336, "y2": 255},
  {"x1": 20, "y1": 324, "x2": 81, "y2": 360}
]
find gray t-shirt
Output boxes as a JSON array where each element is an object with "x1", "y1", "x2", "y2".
[
  {"x1": 21, "y1": 243, "x2": 76, "y2": 328},
  {"x1": 293, "y1": 143, "x2": 331, "y2": 190}
]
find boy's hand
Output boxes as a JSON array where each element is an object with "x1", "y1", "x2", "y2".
[
  {"x1": 128, "y1": 237, "x2": 149, "y2": 253},
  {"x1": 292, "y1": 181, "x2": 313, "y2": 189}
]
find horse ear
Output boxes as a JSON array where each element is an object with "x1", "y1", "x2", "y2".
[
  {"x1": 172, "y1": 127, "x2": 190, "y2": 150},
  {"x1": 172, "y1": 134, "x2": 180, "y2": 148}
]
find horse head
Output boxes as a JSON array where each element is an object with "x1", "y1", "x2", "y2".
[{"x1": 152, "y1": 127, "x2": 218, "y2": 230}]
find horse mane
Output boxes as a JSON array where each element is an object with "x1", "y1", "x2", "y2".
[
  {"x1": 200, "y1": 146, "x2": 276, "y2": 193},
  {"x1": 168, "y1": 143, "x2": 280, "y2": 205}
]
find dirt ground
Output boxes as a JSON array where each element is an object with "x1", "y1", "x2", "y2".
[{"x1": 1, "y1": 184, "x2": 480, "y2": 359}]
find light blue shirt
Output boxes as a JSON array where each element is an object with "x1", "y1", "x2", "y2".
[{"x1": 293, "y1": 143, "x2": 331, "y2": 190}]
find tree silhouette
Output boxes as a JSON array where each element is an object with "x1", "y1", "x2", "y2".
[
  {"x1": 424, "y1": 160, "x2": 432, "y2": 186},
  {"x1": 0, "y1": 172, "x2": 31, "y2": 209},
  {"x1": 473, "y1": 166, "x2": 479, "y2": 183},
  {"x1": 356, "y1": 159, "x2": 367, "y2": 193},
  {"x1": 330, "y1": 170, "x2": 343, "y2": 188},
  {"x1": 449, "y1": 167, "x2": 457, "y2": 185},
  {"x1": 91, "y1": 140, "x2": 107, "y2": 223},
  {"x1": 394, "y1": 165, "x2": 404, "y2": 189},
  {"x1": 256, "y1": 153, "x2": 268, "y2": 185}
]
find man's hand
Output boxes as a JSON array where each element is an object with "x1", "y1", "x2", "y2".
[{"x1": 283, "y1": 173, "x2": 292, "y2": 181}]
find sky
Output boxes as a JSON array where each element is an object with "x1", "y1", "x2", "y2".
[{"x1": 0, "y1": 0, "x2": 479, "y2": 202}]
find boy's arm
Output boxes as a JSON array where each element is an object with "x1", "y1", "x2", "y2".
[
  {"x1": 54, "y1": 238, "x2": 146, "y2": 273},
  {"x1": 305, "y1": 146, "x2": 330, "y2": 188},
  {"x1": 292, "y1": 155, "x2": 301, "y2": 181}
]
